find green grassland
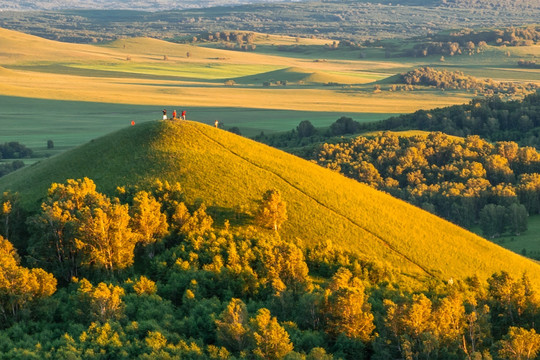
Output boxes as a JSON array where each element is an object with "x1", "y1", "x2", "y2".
[
  {"x1": 472, "y1": 215, "x2": 540, "y2": 258},
  {"x1": 2, "y1": 120, "x2": 540, "y2": 290},
  {"x1": 0, "y1": 95, "x2": 393, "y2": 151}
]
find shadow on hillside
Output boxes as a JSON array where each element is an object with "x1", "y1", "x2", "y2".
[{"x1": 206, "y1": 205, "x2": 254, "y2": 227}]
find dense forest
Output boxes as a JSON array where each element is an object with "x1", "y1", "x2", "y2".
[
  {"x1": 312, "y1": 132, "x2": 539, "y2": 238},
  {"x1": 1, "y1": 177, "x2": 539, "y2": 359},
  {"x1": 375, "y1": 93, "x2": 540, "y2": 147},
  {"x1": 254, "y1": 92, "x2": 540, "y2": 151}
]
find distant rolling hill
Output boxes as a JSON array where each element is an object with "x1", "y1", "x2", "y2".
[
  {"x1": 1, "y1": 120, "x2": 539, "y2": 289},
  {"x1": 233, "y1": 66, "x2": 371, "y2": 85},
  {"x1": 1, "y1": 0, "x2": 536, "y2": 11},
  {"x1": 0, "y1": 0, "x2": 292, "y2": 11}
]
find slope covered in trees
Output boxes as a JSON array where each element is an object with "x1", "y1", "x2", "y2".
[
  {"x1": 1, "y1": 120, "x2": 539, "y2": 288},
  {"x1": 312, "y1": 131, "x2": 540, "y2": 236},
  {"x1": 0, "y1": 122, "x2": 539, "y2": 358}
]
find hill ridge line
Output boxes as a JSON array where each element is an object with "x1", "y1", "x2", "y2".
[{"x1": 189, "y1": 123, "x2": 436, "y2": 278}]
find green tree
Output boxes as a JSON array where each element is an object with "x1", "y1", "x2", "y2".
[
  {"x1": 249, "y1": 308, "x2": 293, "y2": 360},
  {"x1": 297, "y1": 120, "x2": 316, "y2": 138},
  {"x1": 506, "y1": 203, "x2": 528, "y2": 235}
]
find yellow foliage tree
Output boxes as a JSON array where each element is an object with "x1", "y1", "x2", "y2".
[
  {"x1": 256, "y1": 189, "x2": 287, "y2": 232},
  {"x1": 130, "y1": 191, "x2": 169, "y2": 250},
  {"x1": 76, "y1": 201, "x2": 137, "y2": 273},
  {"x1": 215, "y1": 298, "x2": 250, "y2": 353},
  {"x1": 249, "y1": 308, "x2": 293, "y2": 360},
  {"x1": 133, "y1": 276, "x2": 157, "y2": 296},
  {"x1": 0, "y1": 236, "x2": 56, "y2": 320},
  {"x1": 498, "y1": 327, "x2": 540, "y2": 360},
  {"x1": 324, "y1": 267, "x2": 375, "y2": 342},
  {"x1": 32, "y1": 178, "x2": 110, "y2": 280},
  {"x1": 77, "y1": 278, "x2": 125, "y2": 322}
]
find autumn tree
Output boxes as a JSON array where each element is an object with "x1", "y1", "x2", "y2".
[
  {"x1": 30, "y1": 178, "x2": 107, "y2": 281},
  {"x1": 31, "y1": 178, "x2": 146, "y2": 277},
  {"x1": 216, "y1": 298, "x2": 250, "y2": 353},
  {"x1": 488, "y1": 272, "x2": 538, "y2": 336},
  {"x1": 261, "y1": 241, "x2": 311, "y2": 296},
  {"x1": 76, "y1": 199, "x2": 138, "y2": 273},
  {"x1": 133, "y1": 275, "x2": 157, "y2": 296},
  {"x1": 0, "y1": 236, "x2": 56, "y2": 321},
  {"x1": 256, "y1": 189, "x2": 287, "y2": 232},
  {"x1": 77, "y1": 278, "x2": 125, "y2": 322},
  {"x1": 498, "y1": 327, "x2": 540, "y2": 360},
  {"x1": 323, "y1": 268, "x2": 375, "y2": 342},
  {"x1": 172, "y1": 203, "x2": 213, "y2": 235},
  {"x1": 130, "y1": 190, "x2": 169, "y2": 256}
]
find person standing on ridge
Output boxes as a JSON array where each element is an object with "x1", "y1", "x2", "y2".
[
  {"x1": 162, "y1": 109, "x2": 167, "y2": 120},
  {"x1": 181, "y1": 110, "x2": 186, "y2": 120},
  {"x1": 214, "y1": 119, "x2": 219, "y2": 128},
  {"x1": 172, "y1": 110, "x2": 177, "y2": 120}
]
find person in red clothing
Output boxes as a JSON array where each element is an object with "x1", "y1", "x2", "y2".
[
  {"x1": 181, "y1": 110, "x2": 186, "y2": 120},
  {"x1": 172, "y1": 110, "x2": 177, "y2": 119}
]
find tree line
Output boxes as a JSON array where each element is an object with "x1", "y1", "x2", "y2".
[
  {"x1": 0, "y1": 142, "x2": 33, "y2": 178},
  {"x1": 254, "y1": 92, "x2": 540, "y2": 152},
  {"x1": 405, "y1": 25, "x2": 540, "y2": 58},
  {"x1": 400, "y1": 67, "x2": 538, "y2": 97},
  {"x1": 0, "y1": 177, "x2": 539, "y2": 358},
  {"x1": 374, "y1": 93, "x2": 540, "y2": 148}
]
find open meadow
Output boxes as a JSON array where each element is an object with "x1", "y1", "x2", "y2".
[{"x1": 1, "y1": 28, "x2": 538, "y2": 155}]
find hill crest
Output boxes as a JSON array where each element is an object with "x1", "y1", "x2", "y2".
[{"x1": 1, "y1": 120, "x2": 539, "y2": 288}]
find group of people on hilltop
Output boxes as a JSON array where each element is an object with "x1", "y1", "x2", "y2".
[
  {"x1": 161, "y1": 109, "x2": 220, "y2": 129},
  {"x1": 162, "y1": 109, "x2": 186, "y2": 121}
]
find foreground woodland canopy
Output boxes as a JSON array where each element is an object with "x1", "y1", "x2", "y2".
[{"x1": 0, "y1": 178, "x2": 539, "y2": 359}]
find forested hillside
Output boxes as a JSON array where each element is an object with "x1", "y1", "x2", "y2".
[
  {"x1": 0, "y1": 121, "x2": 539, "y2": 359},
  {"x1": 376, "y1": 93, "x2": 540, "y2": 146}
]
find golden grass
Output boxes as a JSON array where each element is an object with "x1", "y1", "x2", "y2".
[
  {"x1": 2, "y1": 120, "x2": 540, "y2": 290},
  {"x1": 0, "y1": 27, "x2": 475, "y2": 114}
]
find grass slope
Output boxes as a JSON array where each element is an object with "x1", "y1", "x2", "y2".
[{"x1": 1, "y1": 120, "x2": 539, "y2": 288}]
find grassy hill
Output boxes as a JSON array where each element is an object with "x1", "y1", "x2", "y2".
[{"x1": 2, "y1": 120, "x2": 539, "y2": 289}]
